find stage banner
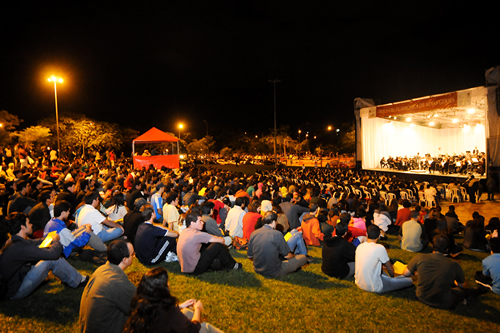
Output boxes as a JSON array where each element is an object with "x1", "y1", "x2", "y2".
[
  {"x1": 133, "y1": 155, "x2": 179, "y2": 169},
  {"x1": 376, "y1": 92, "x2": 457, "y2": 117}
]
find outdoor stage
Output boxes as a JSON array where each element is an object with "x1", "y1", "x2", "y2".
[{"x1": 364, "y1": 167, "x2": 486, "y2": 184}]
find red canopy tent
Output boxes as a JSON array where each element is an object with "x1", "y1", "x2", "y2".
[{"x1": 132, "y1": 127, "x2": 180, "y2": 169}]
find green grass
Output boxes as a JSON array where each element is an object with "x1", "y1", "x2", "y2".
[{"x1": 1, "y1": 235, "x2": 500, "y2": 333}]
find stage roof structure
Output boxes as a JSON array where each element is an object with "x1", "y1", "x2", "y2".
[{"x1": 133, "y1": 127, "x2": 179, "y2": 144}]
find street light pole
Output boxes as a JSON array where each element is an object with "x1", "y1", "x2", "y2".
[
  {"x1": 47, "y1": 76, "x2": 63, "y2": 154},
  {"x1": 178, "y1": 123, "x2": 183, "y2": 155},
  {"x1": 269, "y1": 79, "x2": 280, "y2": 168}
]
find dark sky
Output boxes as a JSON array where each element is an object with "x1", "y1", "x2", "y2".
[{"x1": 1, "y1": 1, "x2": 499, "y2": 139}]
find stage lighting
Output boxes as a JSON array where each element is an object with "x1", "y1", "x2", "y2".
[
  {"x1": 452, "y1": 119, "x2": 458, "y2": 123},
  {"x1": 406, "y1": 117, "x2": 411, "y2": 122},
  {"x1": 429, "y1": 122, "x2": 435, "y2": 126},
  {"x1": 467, "y1": 108, "x2": 475, "y2": 114}
]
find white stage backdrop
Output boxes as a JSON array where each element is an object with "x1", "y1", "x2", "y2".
[{"x1": 361, "y1": 116, "x2": 486, "y2": 169}]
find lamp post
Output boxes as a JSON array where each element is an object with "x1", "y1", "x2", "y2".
[
  {"x1": 47, "y1": 76, "x2": 63, "y2": 153},
  {"x1": 269, "y1": 79, "x2": 280, "y2": 168},
  {"x1": 178, "y1": 123, "x2": 183, "y2": 155}
]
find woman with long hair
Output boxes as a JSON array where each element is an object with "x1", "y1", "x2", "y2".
[{"x1": 123, "y1": 267, "x2": 222, "y2": 333}]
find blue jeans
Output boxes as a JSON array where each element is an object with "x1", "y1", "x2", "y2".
[
  {"x1": 97, "y1": 225, "x2": 123, "y2": 243},
  {"x1": 12, "y1": 258, "x2": 82, "y2": 300},
  {"x1": 379, "y1": 274, "x2": 413, "y2": 293},
  {"x1": 287, "y1": 229, "x2": 308, "y2": 255}
]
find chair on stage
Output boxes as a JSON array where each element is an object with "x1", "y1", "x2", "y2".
[
  {"x1": 450, "y1": 188, "x2": 461, "y2": 203},
  {"x1": 386, "y1": 193, "x2": 396, "y2": 206}
]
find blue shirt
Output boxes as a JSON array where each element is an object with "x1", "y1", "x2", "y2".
[
  {"x1": 44, "y1": 218, "x2": 91, "y2": 258},
  {"x1": 483, "y1": 253, "x2": 500, "y2": 295}
]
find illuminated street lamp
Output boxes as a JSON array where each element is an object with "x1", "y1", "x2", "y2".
[
  {"x1": 327, "y1": 126, "x2": 332, "y2": 131},
  {"x1": 178, "y1": 123, "x2": 183, "y2": 154},
  {"x1": 298, "y1": 129, "x2": 302, "y2": 142},
  {"x1": 47, "y1": 76, "x2": 63, "y2": 153}
]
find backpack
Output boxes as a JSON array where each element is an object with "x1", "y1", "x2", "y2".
[{"x1": 232, "y1": 236, "x2": 248, "y2": 250}]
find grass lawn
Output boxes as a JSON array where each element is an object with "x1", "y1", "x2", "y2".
[{"x1": 1, "y1": 233, "x2": 499, "y2": 333}]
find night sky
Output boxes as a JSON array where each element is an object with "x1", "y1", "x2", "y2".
[{"x1": 1, "y1": 1, "x2": 499, "y2": 139}]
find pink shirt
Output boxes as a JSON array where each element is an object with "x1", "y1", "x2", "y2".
[{"x1": 177, "y1": 228, "x2": 213, "y2": 273}]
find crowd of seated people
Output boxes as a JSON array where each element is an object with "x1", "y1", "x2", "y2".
[
  {"x1": 380, "y1": 151, "x2": 486, "y2": 175},
  {"x1": 0, "y1": 150, "x2": 498, "y2": 331}
]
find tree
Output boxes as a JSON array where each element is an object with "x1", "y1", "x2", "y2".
[
  {"x1": 338, "y1": 123, "x2": 355, "y2": 153},
  {"x1": 0, "y1": 110, "x2": 23, "y2": 146},
  {"x1": 0, "y1": 110, "x2": 22, "y2": 131},
  {"x1": 39, "y1": 116, "x2": 126, "y2": 157},
  {"x1": 220, "y1": 147, "x2": 233, "y2": 158},
  {"x1": 13, "y1": 126, "x2": 52, "y2": 145}
]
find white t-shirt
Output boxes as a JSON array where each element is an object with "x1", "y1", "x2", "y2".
[
  {"x1": 76, "y1": 204, "x2": 106, "y2": 235},
  {"x1": 355, "y1": 241, "x2": 390, "y2": 293},
  {"x1": 105, "y1": 205, "x2": 127, "y2": 221}
]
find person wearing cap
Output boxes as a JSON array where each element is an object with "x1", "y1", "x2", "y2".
[
  {"x1": 123, "y1": 197, "x2": 148, "y2": 245},
  {"x1": 75, "y1": 191, "x2": 124, "y2": 251},
  {"x1": 151, "y1": 183, "x2": 165, "y2": 222}
]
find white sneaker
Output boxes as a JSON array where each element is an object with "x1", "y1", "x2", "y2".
[{"x1": 165, "y1": 252, "x2": 179, "y2": 262}]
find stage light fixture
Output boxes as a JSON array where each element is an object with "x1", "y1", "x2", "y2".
[
  {"x1": 452, "y1": 119, "x2": 458, "y2": 123},
  {"x1": 429, "y1": 121, "x2": 435, "y2": 126},
  {"x1": 394, "y1": 117, "x2": 397, "y2": 120},
  {"x1": 406, "y1": 117, "x2": 411, "y2": 122},
  {"x1": 467, "y1": 108, "x2": 475, "y2": 114},
  {"x1": 433, "y1": 114, "x2": 438, "y2": 117}
]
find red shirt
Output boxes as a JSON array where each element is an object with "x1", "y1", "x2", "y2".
[
  {"x1": 242, "y1": 212, "x2": 260, "y2": 240},
  {"x1": 395, "y1": 207, "x2": 412, "y2": 226},
  {"x1": 209, "y1": 199, "x2": 225, "y2": 225}
]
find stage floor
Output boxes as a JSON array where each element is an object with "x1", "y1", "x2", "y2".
[{"x1": 364, "y1": 168, "x2": 486, "y2": 182}]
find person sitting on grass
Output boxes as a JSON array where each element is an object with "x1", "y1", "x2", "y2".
[
  {"x1": 403, "y1": 234, "x2": 488, "y2": 309},
  {"x1": 322, "y1": 218, "x2": 356, "y2": 279},
  {"x1": 123, "y1": 267, "x2": 223, "y2": 333},
  {"x1": 247, "y1": 211, "x2": 310, "y2": 278},
  {"x1": 79, "y1": 239, "x2": 137, "y2": 333},
  {"x1": 433, "y1": 217, "x2": 463, "y2": 257},
  {"x1": 399, "y1": 210, "x2": 428, "y2": 252},
  {"x1": 177, "y1": 212, "x2": 241, "y2": 274},
  {"x1": 355, "y1": 224, "x2": 413, "y2": 293},
  {"x1": 134, "y1": 204, "x2": 179, "y2": 265},
  {"x1": 475, "y1": 233, "x2": 500, "y2": 294},
  {"x1": 0, "y1": 212, "x2": 88, "y2": 300},
  {"x1": 43, "y1": 200, "x2": 92, "y2": 258}
]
